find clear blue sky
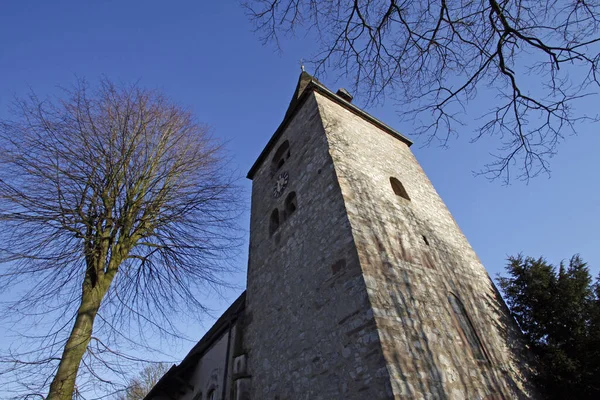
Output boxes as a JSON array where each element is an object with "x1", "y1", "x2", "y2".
[{"x1": 1, "y1": 0, "x2": 598, "y2": 386}]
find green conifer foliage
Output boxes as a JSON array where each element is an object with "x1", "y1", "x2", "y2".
[{"x1": 498, "y1": 255, "x2": 600, "y2": 399}]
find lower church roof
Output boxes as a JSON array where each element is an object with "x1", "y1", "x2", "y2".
[{"x1": 143, "y1": 291, "x2": 246, "y2": 399}]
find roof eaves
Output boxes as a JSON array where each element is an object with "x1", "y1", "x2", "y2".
[
  {"x1": 143, "y1": 292, "x2": 246, "y2": 399},
  {"x1": 310, "y1": 81, "x2": 412, "y2": 147}
]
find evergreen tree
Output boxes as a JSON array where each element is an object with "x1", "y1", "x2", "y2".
[{"x1": 498, "y1": 255, "x2": 600, "y2": 399}]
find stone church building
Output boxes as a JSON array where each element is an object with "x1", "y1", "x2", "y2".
[{"x1": 144, "y1": 72, "x2": 537, "y2": 400}]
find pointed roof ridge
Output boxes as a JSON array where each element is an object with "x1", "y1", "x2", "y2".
[
  {"x1": 247, "y1": 71, "x2": 412, "y2": 179},
  {"x1": 283, "y1": 71, "x2": 320, "y2": 121}
]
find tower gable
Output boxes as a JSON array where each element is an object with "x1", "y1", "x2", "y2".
[{"x1": 247, "y1": 72, "x2": 412, "y2": 180}]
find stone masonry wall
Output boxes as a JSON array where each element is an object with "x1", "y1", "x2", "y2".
[
  {"x1": 244, "y1": 94, "x2": 395, "y2": 399},
  {"x1": 315, "y1": 91, "x2": 537, "y2": 400}
]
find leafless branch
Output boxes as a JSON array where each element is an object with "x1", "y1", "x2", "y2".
[
  {"x1": 246, "y1": 0, "x2": 600, "y2": 182},
  {"x1": 0, "y1": 78, "x2": 242, "y2": 399}
]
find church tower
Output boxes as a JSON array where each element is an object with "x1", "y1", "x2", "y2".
[{"x1": 243, "y1": 72, "x2": 537, "y2": 399}]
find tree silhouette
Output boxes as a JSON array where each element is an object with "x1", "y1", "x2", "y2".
[
  {"x1": 0, "y1": 79, "x2": 241, "y2": 399},
  {"x1": 498, "y1": 254, "x2": 600, "y2": 399}
]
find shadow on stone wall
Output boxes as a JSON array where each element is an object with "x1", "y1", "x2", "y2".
[{"x1": 338, "y1": 174, "x2": 535, "y2": 399}]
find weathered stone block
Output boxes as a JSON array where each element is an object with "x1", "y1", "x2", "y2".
[{"x1": 233, "y1": 354, "x2": 248, "y2": 378}]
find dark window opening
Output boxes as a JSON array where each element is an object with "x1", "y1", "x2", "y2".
[
  {"x1": 390, "y1": 177, "x2": 410, "y2": 201},
  {"x1": 284, "y1": 192, "x2": 297, "y2": 219},
  {"x1": 448, "y1": 294, "x2": 488, "y2": 362},
  {"x1": 269, "y1": 208, "x2": 280, "y2": 236},
  {"x1": 271, "y1": 140, "x2": 290, "y2": 174}
]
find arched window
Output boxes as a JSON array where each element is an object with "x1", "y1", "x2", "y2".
[
  {"x1": 390, "y1": 177, "x2": 410, "y2": 201},
  {"x1": 448, "y1": 294, "x2": 488, "y2": 362},
  {"x1": 269, "y1": 208, "x2": 280, "y2": 236},
  {"x1": 271, "y1": 140, "x2": 291, "y2": 173},
  {"x1": 284, "y1": 191, "x2": 297, "y2": 219},
  {"x1": 206, "y1": 389, "x2": 216, "y2": 400}
]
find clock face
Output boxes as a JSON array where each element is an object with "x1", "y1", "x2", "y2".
[{"x1": 273, "y1": 171, "x2": 289, "y2": 198}]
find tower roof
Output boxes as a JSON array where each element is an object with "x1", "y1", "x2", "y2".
[
  {"x1": 282, "y1": 71, "x2": 321, "y2": 121},
  {"x1": 247, "y1": 71, "x2": 412, "y2": 179}
]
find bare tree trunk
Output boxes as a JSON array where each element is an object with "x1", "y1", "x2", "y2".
[
  {"x1": 0, "y1": 78, "x2": 240, "y2": 397},
  {"x1": 47, "y1": 278, "x2": 110, "y2": 400}
]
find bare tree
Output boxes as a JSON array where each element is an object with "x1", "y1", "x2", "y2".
[
  {"x1": 0, "y1": 79, "x2": 241, "y2": 399},
  {"x1": 116, "y1": 363, "x2": 170, "y2": 400},
  {"x1": 246, "y1": 0, "x2": 600, "y2": 182}
]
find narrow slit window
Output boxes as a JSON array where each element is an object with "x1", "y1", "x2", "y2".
[
  {"x1": 390, "y1": 177, "x2": 410, "y2": 201},
  {"x1": 448, "y1": 294, "x2": 488, "y2": 362},
  {"x1": 269, "y1": 208, "x2": 280, "y2": 236},
  {"x1": 284, "y1": 191, "x2": 297, "y2": 219},
  {"x1": 271, "y1": 140, "x2": 290, "y2": 174}
]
